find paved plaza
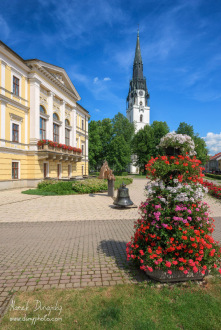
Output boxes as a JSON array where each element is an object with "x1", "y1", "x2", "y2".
[{"x1": 0, "y1": 178, "x2": 221, "y2": 317}]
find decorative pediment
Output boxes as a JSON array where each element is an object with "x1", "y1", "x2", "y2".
[{"x1": 41, "y1": 64, "x2": 80, "y2": 101}]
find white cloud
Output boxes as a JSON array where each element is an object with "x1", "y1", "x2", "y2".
[
  {"x1": 203, "y1": 132, "x2": 221, "y2": 155},
  {"x1": 93, "y1": 77, "x2": 99, "y2": 84},
  {"x1": 103, "y1": 77, "x2": 111, "y2": 81},
  {"x1": 0, "y1": 15, "x2": 10, "y2": 39},
  {"x1": 95, "y1": 108, "x2": 100, "y2": 112}
]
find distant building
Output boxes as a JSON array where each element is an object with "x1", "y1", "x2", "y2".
[
  {"x1": 126, "y1": 30, "x2": 150, "y2": 173},
  {"x1": 205, "y1": 152, "x2": 221, "y2": 173},
  {"x1": 0, "y1": 41, "x2": 90, "y2": 190}
]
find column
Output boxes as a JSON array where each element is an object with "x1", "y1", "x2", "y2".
[
  {"x1": 0, "y1": 100, "x2": 6, "y2": 146},
  {"x1": 29, "y1": 77, "x2": 40, "y2": 148},
  {"x1": 72, "y1": 108, "x2": 76, "y2": 147},
  {"x1": 25, "y1": 111, "x2": 28, "y2": 148},
  {"x1": 47, "y1": 91, "x2": 54, "y2": 141},
  {"x1": 1, "y1": 60, "x2": 6, "y2": 95},
  {"x1": 60, "y1": 100, "x2": 66, "y2": 144}
]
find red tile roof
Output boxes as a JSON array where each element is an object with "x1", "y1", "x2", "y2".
[{"x1": 210, "y1": 152, "x2": 221, "y2": 160}]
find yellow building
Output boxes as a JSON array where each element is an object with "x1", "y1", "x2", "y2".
[{"x1": 0, "y1": 41, "x2": 90, "y2": 190}]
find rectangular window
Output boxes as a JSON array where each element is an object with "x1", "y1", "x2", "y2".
[
  {"x1": 13, "y1": 76, "x2": 19, "y2": 96},
  {"x1": 12, "y1": 162, "x2": 19, "y2": 179},
  {"x1": 82, "y1": 119, "x2": 84, "y2": 130},
  {"x1": 81, "y1": 144, "x2": 84, "y2": 155},
  {"x1": 12, "y1": 123, "x2": 19, "y2": 142},
  {"x1": 65, "y1": 128, "x2": 70, "y2": 146},
  {"x1": 40, "y1": 117, "x2": 46, "y2": 140},
  {"x1": 53, "y1": 123, "x2": 59, "y2": 142}
]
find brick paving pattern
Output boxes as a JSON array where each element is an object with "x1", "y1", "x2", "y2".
[{"x1": 0, "y1": 178, "x2": 220, "y2": 317}]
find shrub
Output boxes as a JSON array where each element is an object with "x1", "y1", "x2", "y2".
[{"x1": 205, "y1": 173, "x2": 221, "y2": 180}]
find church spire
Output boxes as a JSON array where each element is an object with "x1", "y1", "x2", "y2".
[{"x1": 133, "y1": 29, "x2": 143, "y2": 80}]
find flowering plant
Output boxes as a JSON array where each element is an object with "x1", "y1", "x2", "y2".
[
  {"x1": 127, "y1": 133, "x2": 221, "y2": 277},
  {"x1": 202, "y1": 180, "x2": 221, "y2": 200},
  {"x1": 158, "y1": 132, "x2": 196, "y2": 156},
  {"x1": 146, "y1": 155, "x2": 205, "y2": 185},
  {"x1": 37, "y1": 140, "x2": 82, "y2": 153}
]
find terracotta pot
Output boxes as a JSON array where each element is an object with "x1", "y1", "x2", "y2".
[{"x1": 145, "y1": 269, "x2": 206, "y2": 283}]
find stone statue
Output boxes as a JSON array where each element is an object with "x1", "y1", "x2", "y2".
[{"x1": 98, "y1": 161, "x2": 115, "y2": 180}]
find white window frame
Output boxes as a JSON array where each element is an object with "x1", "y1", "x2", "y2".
[
  {"x1": 10, "y1": 118, "x2": 22, "y2": 143},
  {"x1": 12, "y1": 160, "x2": 20, "y2": 180},
  {"x1": 11, "y1": 68, "x2": 22, "y2": 98}
]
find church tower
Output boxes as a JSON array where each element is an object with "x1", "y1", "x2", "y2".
[
  {"x1": 126, "y1": 30, "x2": 150, "y2": 133},
  {"x1": 126, "y1": 30, "x2": 150, "y2": 173}
]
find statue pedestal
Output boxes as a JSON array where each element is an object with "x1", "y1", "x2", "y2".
[{"x1": 108, "y1": 179, "x2": 114, "y2": 197}]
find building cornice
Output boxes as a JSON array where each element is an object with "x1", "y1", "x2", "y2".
[{"x1": 0, "y1": 94, "x2": 29, "y2": 113}]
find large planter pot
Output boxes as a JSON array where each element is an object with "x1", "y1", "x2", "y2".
[
  {"x1": 145, "y1": 269, "x2": 206, "y2": 283},
  {"x1": 165, "y1": 147, "x2": 181, "y2": 156}
]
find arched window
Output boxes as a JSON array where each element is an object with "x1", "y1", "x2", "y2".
[
  {"x1": 53, "y1": 113, "x2": 59, "y2": 120},
  {"x1": 140, "y1": 101, "x2": 143, "y2": 106},
  {"x1": 140, "y1": 114, "x2": 143, "y2": 122},
  {"x1": 40, "y1": 105, "x2": 46, "y2": 114},
  {"x1": 65, "y1": 119, "x2": 70, "y2": 126}
]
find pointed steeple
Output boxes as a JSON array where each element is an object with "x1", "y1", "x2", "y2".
[{"x1": 133, "y1": 29, "x2": 143, "y2": 80}]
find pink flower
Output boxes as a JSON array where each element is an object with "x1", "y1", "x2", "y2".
[
  {"x1": 168, "y1": 270, "x2": 172, "y2": 275},
  {"x1": 165, "y1": 261, "x2": 171, "y2": 268},
  {"x1": 139, "y1": 250, "x2": 145, "y2": 256},
  {"x1": 172, "y1": 260, "x2": 178, "y2": 265},
  {"x1": 155, "y1": 204, "x2": 161, "y2": 209},
  {"x1": 147, "y1": 266, "x2": 153, "y2": 272},
  {"x1": 183, "y1": 270, "x2": 188, "y2": 275},
  {"x1": 187, "y1": 209, "x2": 192, "y2": 214}
]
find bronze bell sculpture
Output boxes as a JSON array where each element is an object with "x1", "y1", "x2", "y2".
[{"x1": 113, "y1": 182, "x2": 134, "y2": 207}]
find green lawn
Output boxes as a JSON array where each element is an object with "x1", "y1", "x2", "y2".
[{"x1": 1, "y1": 278, "x2": 221, "y2": 329}]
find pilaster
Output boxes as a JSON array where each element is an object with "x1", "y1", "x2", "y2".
[
  {"x1": 0, "y1": 100, "x2": 6, "y2": 146},
  {"x1": 47, "y1": 91, "x2": 54, "y2": 141},
  {"x1": 29, "y1": 77, "x2": 40, "y2": 148}
]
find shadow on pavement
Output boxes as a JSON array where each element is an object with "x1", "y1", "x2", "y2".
[{"x1": 98, "y1": 239, "x2": 149, "y2": 283}]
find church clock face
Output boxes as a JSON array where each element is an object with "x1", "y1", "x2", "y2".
[{"x1": 139, "y1": 91, "x2": 143, "y2": 96}]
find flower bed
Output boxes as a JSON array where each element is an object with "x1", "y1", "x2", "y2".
[
  {"x1": 202, "y1": 180, "x2": 221, "y2": 200},
  {"x1": 37, "y1": 139, "x2": 82, "y2": 153},
  {"x1": 127, "y1": 134, "x2": 221, "y2": 282}
]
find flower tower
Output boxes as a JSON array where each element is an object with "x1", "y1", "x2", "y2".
[{"x1": 127, "y1": 133, "x2": 221, "y2": 282}]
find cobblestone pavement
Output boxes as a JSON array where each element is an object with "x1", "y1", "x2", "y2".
[{"x1": 0, "y1": 179, "x2": 221, "y2": 317}]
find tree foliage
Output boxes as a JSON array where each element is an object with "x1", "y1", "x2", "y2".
[
  {"x1": 176, "y1": 122, "x2": 209, "y2": 164},
  {"x1": 132, "y1": 121, "x2": 170, "y2": 171},
  {"x1": 89, "y1": 113, "x2": 134, "y2": 172}
]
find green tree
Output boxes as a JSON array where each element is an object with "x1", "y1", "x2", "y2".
[
  {"x1": 112, "y1": 112, "x2": 135, "y2": 146},
  {"x1": 89, "y1": 114, "x2": 134, "y2": 173},
  {"x1": 151, "y1": 121, "x2": 170, "y2": 157},
  {"x1": 176, "y1": 122, "x2": 194, "y2": 138},
  {"x1": 176, "y1": 122, "x2": 209, "y2": 164},
  {"x1": 88, "y1": 120, "x2": 103, "y2": 171},
  {"x1": 107, "y1": 136, "x2": 131, "y2": 173},
  {"x1": 132, "y1": 125, "x2": 155, "y2": 172}
]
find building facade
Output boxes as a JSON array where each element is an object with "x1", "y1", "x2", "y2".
[
  {"x1": 126, "y1": 31, "x2": 150, "y2": 173},
  {"x1": 0, "y1": 41, "x2": 90, "y2": 190},
  {"x1": 205, "y1": 152, "x2": 221, "y2": 173}
]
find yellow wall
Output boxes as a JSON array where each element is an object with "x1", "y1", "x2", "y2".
[{"x1": 5, "y1": 65, "x2": 11, "y2": 98}]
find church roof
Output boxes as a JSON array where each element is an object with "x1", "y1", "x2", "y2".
[{"x1": 134, "y1": 30, "x2": 143, "y2": 66}]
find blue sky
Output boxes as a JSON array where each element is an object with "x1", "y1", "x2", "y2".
[{"x1": 1, "y1": 0, "x2": 221, "y2": 155}]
